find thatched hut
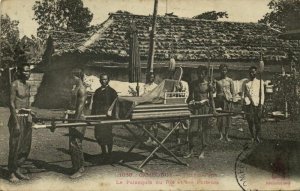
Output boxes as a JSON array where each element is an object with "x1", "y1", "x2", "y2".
[{"x1": 34, "y1": 12, "x2": 300, "y2": 109}]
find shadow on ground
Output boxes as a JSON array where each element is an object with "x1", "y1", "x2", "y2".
[
  {"x1": 56, "y1": 147, "x2": 181, "y2": 170},
  {"x1": 62, "y1": 133, "x2": 98, "y2": 143},
  {"x1": 0, "y1": 166, "x2": 8, "y2": 180},
  {"x1": 241, "y1": 139, "x2": 300, "y2": 177},
  {"x1": 27, "y1": 159, "x2": 72, "y2": 175}
]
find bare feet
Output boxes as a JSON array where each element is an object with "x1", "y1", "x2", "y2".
[
  {"x1": 152, "y1": 141, "x2": 158, "y2": 146},
  {"x1": 219, "y1": 134, "x2": 224, "y2": 141},
  {"x1": 256, "y1": 137, "x2": 261, "y2": 143},
  {"x1": 70, "y1": 167, "x2": 85, "y2": 179},
  {"x1": 183, "y1": 151, "x2": 193, "y2": 159},
  {"x1": 225, "y1": 136, "x2": 232, "y2": 142},
  {"x1": 144, "y1": 139, "x2": 152, "y2": 146},
  {"x1": 9, "y1": 173, "x2": 20, "y2": 183},
  {"x1": 15, "y1": 169, "x2": 30, "y2": 180},
  {"x1": 198, "y1": 152, "x2": 205, "y2": 159}
]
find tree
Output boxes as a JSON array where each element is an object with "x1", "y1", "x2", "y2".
[
  {"x1": 259, "y1": 0, "x2": 300, "y2": 31},
  {"x1": 0, "y1": 14, "x2": 21, "y2": 106},
  {"x1": 33, "y1": 0, "x2": 93, "y2": 38},
  {"x1": 19, "y1": 36, "x2": 46, "y2": 64},
  {"x1": 0, "y1": 14, "x2": 20, "y2": 69},
  {"x1": 193, "y1": 11, "x2": 228, "y2": 20}
]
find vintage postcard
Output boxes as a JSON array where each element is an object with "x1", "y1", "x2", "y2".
[{"x1": 1, "y1": 0, "x2": 300, "y2": 190}]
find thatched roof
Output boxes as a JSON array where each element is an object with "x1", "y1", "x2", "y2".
[
  {"x1": 47, "y1": 12, "x2": 300, "y2": 64},
  {"x1": 47, "y1": 30, "x2": 90, "y2": 55},
  {"x1": 278, "y1": 29, "x2": 300, "y2": 40}
]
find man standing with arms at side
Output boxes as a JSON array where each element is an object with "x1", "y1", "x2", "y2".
[
  {"x1": 92, "y1": 73, "x2": 118, "y2": 162},
  {"x1": 69, "y1": 69, "x2": 87, "y2": 179},
  {"x1": 8, "y1": 63, "x2": 32, "y2": 182},
  {"x1": 215, "y1": 64, "x2": 235, "y2": 141},
  {"x1": 242, "y1": 66, "x2": 265, "y2": 143}
]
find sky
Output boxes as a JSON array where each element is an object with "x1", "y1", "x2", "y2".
[{"x1": 1, "y1": 0, "x2": 271, "y2": 37}]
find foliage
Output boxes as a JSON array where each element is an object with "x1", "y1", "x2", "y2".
[
  {"x1": 272, "y1": 73, "x2": 300, "y2": 120},
  {"x1": 258, "y1": 0, "x2": 300, "y2": 31},
  {"x1": 116, "y1": 10, "x2": 132, "y2": 15},
  {"x1": 24, "y1": 36, "x2": 46, "y2": 63},
  {"x1": 33, "y1": 0, "x2": 93, "y2": 38},
  {"x1": 0, "y1": 14, "x2": 20, "y2": 69},
  {"x1": 0, "y1": 14, "x2": 20, "y2": 105},
  {"x1": 193, "y1": 11, "x2": 228, "y2": 20}
]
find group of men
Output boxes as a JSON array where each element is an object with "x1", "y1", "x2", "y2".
[
  {"x1": 183, "y1": 64, "x2": 264, "y2": 159},
  {"x1": 7, "y1": 62, "x2": 264, "y2": 182},
  {"x1": 7, "y1": 65, "x2": 118, "y2": 181}
]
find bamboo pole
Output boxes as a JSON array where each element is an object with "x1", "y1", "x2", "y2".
[
  {"x1": 259, "y1": 39, "x2": 262, "y2": 106},
  {"x1": 32, "y1": 112, "x2": 237, "y2": 129},
  {"x1": 147, "y1": 0, "x2": 158, "y2": 79}
]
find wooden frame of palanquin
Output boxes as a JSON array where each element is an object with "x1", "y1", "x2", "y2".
[{"x1": 33, "y1": 111, "x2": 236, "y2": 172}]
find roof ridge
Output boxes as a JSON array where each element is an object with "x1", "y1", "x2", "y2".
[
  {"x1": 48, "y1": 30, "x2": 86, "y2": 35},
  {"x1": 77, "y1": 16, "x2": 114, "y2": 52},
  {"x1": 109, "y1": 12, "x2": 263, "y2": 25},
  {"x1": 267, "y1": 26, "x2": 283, "y2": 33},
  {"x1": 49, "y1": 11, "x2": 299, "y2": 62}
]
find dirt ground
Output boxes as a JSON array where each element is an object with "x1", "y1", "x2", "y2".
[{"x1": 0, "y1": 107, "x2": 300, "y2": 191}]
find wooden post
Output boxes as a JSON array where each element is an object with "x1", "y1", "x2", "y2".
[
  {"x1": 147, "y1": 0, "x2": 158, "y2": 79},
  {"x1": 8, "y1": 68, "x2": 13, "y2": 85},
  {"x1": 136, "y1": 81, "x2": 140, "y2": 96},
  {"x1": 259, "y1": 39, "x2": 264, "y2": 108}
]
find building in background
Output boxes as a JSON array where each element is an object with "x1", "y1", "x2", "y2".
[{"x1": 33, "y1": 12, "x2": 300, "y2": 109}]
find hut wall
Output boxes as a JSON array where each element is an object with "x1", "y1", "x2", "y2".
[
  {"x1": 88, "y1": 67, "x2": 277, "y2": 83},
  {"x1": 28, "y1": 73, "x2": 44, "y2": 105},
  {"x1": 34, "y1": 57, "x2": 280, "y2": 109}
]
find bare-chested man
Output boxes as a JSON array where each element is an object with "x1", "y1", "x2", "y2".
[
  {"x1": 68, "y1": 69, "x2": 87, "y2": 179},
  {"x1": 215, "y1": 64, "x2": 234, "y2": 142},
  {"x1": 8, "y1": 63, "x2": 32, "y2": 182},
  {"x1": 184, "y1": 66, "x2": 215, "y2": 159}
]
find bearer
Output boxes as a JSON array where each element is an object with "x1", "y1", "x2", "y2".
[
  {"x1": 8, "y1": 63, "x2": 33, "y2": 182},
  {"x1": 242, "y1": 66, "x2": 265, "y2": 143},
  {"x1": 215, "y1": 64, "x2": 235, "y2": 142},
  {"x1": 184, "y1": 66, "x2": 216, "y2": 159},
  {"x1": 68, "y1": 69, "x2": 87, "y2": 179}
]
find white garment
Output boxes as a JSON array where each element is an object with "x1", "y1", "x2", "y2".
[
  {"x1": 233, "y1": 78, "x2": 248, "y2": 95},
  {"x1": 181, "y1": 80, "x2": 189, "y2": 102},
  {"x1": 143, "y1": 83, "x2": 158, "y2": 94},
  {"x1": 243, "y1": 78, "x2": 265, "y2": 106},
  {"x1": 83, "y1": 75, "x2": 101, "y2": 93}
]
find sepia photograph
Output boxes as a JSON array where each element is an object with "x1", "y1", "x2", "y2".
[{"x1": 0, "y1": 0, "x2": 300, "y2": 190}]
